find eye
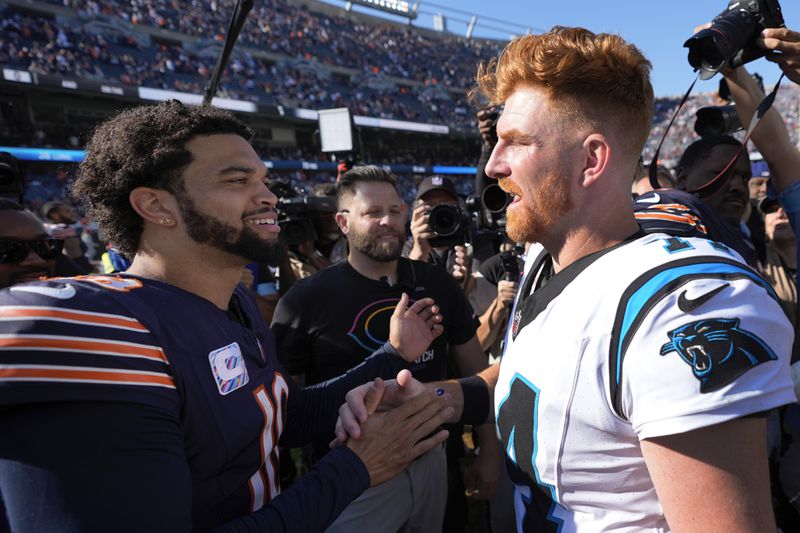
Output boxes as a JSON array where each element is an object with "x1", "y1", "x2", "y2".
[
  {"x1": 228, "y1": 177, "x2": 248, "y2": 184},
  {"x1": 697, "y1": 326, "x2": 710, "y2": 333}
]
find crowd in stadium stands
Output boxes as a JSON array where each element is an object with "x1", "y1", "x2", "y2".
[
  {"x1": 3, "y1": 0, "x2": 800, "y2": 211},
  {"x1": 0, "y1": 3, "x2": 479, "y2": 128},
  {"x1": 4, "y1": 1, "x2": 800, "y2": 165},
  {"x1": 45, "y1": 0, "x2": 502, "y2": 90}
]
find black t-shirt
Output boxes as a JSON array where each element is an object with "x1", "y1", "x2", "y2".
[{"x1": 272, "y1": 257, "x2": 478, "y2": 386}]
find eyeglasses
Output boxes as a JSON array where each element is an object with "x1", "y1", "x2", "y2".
[{"x1": 0, "y1": 238, "x2": 64, "y2": 263}]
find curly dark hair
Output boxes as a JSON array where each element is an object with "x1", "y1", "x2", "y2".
[{"x1": 72, "y1": 100, "x2": 253, "y2": 257}]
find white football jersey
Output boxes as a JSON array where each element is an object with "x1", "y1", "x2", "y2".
[{"x1": 495, "y1": 233, "x2": 796, "y2": 532}]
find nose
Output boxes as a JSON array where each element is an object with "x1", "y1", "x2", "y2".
[
  {"x1": 485, "y1": 144, "x2": 507, "y2": 180},
  {"x1": 259, "y1": 181, "x2": 279, "y2": 208},
  {"x1": 727, "y1": 173, "x2": 747, "y2": 195}
]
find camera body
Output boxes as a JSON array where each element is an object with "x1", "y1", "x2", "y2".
[
  {"x1": 685, "y1": 0, "x2": 784, "y2": 79},
  {"x1": 499, "y1": 247, "x2": 522, "y2": 282},
  {"x1": 277, "y1": 195, "x2": 337, "y2": 246},
  {"x1": 269, "y1": 180, "x2": 337, "y2": 246},
  {"x1": 694, "y1": 105, "x2": 742, "y2": 137}
]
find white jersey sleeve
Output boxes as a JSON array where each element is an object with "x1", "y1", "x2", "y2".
[{"x1": 615, "y1": 259, "x2": 796, "y2": 440}]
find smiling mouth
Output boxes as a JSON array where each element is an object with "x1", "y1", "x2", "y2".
[{"x1": 245, "y1": 217, "x2": 277, "y2": 226}]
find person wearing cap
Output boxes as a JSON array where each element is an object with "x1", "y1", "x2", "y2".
[{"x1": 407, "y1": 176, "x2": 463, "y2": 265}]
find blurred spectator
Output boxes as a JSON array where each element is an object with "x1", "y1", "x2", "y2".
[
  {"x1": 0, "y1": 199, "x2": 61, "y2": 289},
  {"x1": 760, "y1": 197, "x2": 797, "y2": 327}
]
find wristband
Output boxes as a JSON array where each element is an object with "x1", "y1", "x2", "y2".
[
  {"x1": 458, "y1": 375, "x2": 490, "y2": 425},
  {"x1": 382, "y1": 341, "x2": 401, "y2": 358}
]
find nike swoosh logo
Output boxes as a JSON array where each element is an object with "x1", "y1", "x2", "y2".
[
  {"x1": 637, "y1": 193, "x2": 661, "y2": 204},
  {"x1": 11, "y1": 284, "x2": 77, "y2": 300},
  {"x1": 677, "y1": 283, "x2": 729, "y2": 313}
]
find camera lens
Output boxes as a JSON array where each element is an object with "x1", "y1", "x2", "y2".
[
  {"x1": 428, "y1": 205, "x2": 462, "y2": 237},
  {"x1": 481, "y1": 184, "x2": 511, "y2": 213},
  {"x1": 694, "y1": 106, "x2": 743, "y2": 137},
  {"x1": 685, "y1": 10, "x2": 757, "y2": 77}
]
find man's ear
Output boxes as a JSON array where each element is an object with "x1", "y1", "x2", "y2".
[
  {"x1": 335, "y1": 211, "x2": 350, "y2": 235},
  {"x1": 129, "y1": 187, "x2": 178, "y2": 227},
  {"x1": 581, "y1": 134, "x2": 611, "y2": 189}
]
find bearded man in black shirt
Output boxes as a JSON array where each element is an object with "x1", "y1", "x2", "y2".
[{"x1": 272, "y1": 166, "x2": 500, "y2": 533}]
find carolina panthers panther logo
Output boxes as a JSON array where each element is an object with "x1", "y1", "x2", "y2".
[{"x1": 660, "y1": 318, "x2": 777, "y2": 393}]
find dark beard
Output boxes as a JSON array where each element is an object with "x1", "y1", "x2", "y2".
[
  {"x1": 175, "y1": 191, "x2": 280, "y2": 265},
  {"x1": 349, "y1": 229, "x2": 403, "y2": 262}
]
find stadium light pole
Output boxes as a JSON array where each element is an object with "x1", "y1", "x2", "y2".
[{"x1": 203, "y1": 0, "x2": 254, "y2": 106}]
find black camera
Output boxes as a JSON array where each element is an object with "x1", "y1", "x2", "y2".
[
  {"x1": 479, "y1": 183, "x2": 511, "y2": 214},
  {"x1": 694, "y1": 105, "x2": 742, "y2": 136},
  {"x1": 428, "y1": 204, "x2": 468, "y2": 248},
  {"x1": 685, "y1": 0, "x2": 784, "y2": 79},
  {"x1": 465, "y1": 184, "x2": 511, "y2": 232},
  {"x1": 269, "y1": 180, "x2": 337, "y2": 246},
  {"x1": 499, "y1": 248, "x2": 522, "y2": 282}
]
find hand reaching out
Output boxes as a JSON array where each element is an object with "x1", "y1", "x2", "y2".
[{"x1": 389, "y1": 293, "x2": 444, "y2": 362}]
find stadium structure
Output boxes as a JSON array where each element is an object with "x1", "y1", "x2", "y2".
[{"x1": 0, "y1": 0, "x2": 799, "y2": 211}]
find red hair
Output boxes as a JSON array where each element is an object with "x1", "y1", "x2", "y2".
[{"x1": 476, "y1": 27, "x2": 654, "y2": 154}]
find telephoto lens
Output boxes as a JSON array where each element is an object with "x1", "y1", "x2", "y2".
[{"x1": 684, "y1": 0, "x2": 784, "y2": 79}]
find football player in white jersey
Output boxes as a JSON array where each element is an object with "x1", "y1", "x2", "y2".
[{"x1": 334, "y1": 26, "x2": 796, "y2": 532}]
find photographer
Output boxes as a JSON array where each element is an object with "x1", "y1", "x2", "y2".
[
  {"x1": 407, "y1": 176, "x2": 466, "y2": 265},
  {"x1": 469, "y1": 245, "x2": 522, "y2": 357}
]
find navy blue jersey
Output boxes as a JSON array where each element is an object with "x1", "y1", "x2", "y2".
[
  {"x1": 0, "y1": 275, "x2": 406, "y2": 531},
  {"x1": 634, "y1": 188, "x2": 760, "y2": 269}
]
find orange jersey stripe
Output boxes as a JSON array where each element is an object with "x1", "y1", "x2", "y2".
[
  {"x1": 646, "y1": 203, "x2": 693, "y2": 212},
  {"x1": 635, "y1": 212, "x2": 708, "y2": 232},
  {"x1": 0, "y1": 306, "x2": 148, "y2": 332},
  {"x1": 0, "y1": 365, "x2": 175, "y2": 388},
  {"x1": 0, "y1": 335, "x2": 168, "y2": 363}
]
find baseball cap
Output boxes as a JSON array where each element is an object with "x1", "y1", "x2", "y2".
[{"x1": 415, "y1": 176, "x2": 458, "y2": 202}]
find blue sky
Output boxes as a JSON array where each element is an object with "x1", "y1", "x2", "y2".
[{"x1": 323, "y1": 0, "x2": 800, "y2": 96}]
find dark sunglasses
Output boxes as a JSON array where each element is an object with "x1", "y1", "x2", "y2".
[{"x1": 0, "y1": 238, "x2": 64, "y2": 263}]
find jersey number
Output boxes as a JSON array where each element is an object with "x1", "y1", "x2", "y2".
[
  {"x1": 248, "y1": 372, "x2": 289, "y2": 511},
  {"x1": 497, "y1": 376, "x2": 539, "y2": 479}
]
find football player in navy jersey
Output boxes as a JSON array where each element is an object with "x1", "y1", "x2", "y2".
[
  {"x1": 0, "y1": 101, "x2": 453, "y2": 532},
  {"x1": 334, "y1": 27, "x2": 796, "y2": 532}
]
